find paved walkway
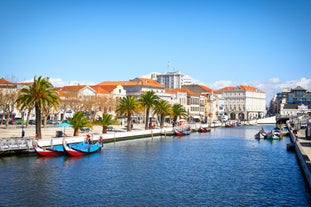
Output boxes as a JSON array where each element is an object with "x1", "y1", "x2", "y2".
[
  {"x1": 296, "y1": 129, "x2": 311, "y2": 161},
  {"x1": 0, "y1": 123, "x2": 149, "y2": 139},
  {"x1": 291, "y1": 127, "x2": 311, "y2": 189}
]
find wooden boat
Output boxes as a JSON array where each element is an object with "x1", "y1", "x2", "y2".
[
  {"x1": 62, "y1": 135, "x2": 103, "y2": 156},
  {"x1": 198, "y1": 127, "x2": 211, "y2": 133},
  {"x1": 225, "y1": 123, "x2": 234, "y2": 128},
  {"x1": 254, "y1": 128, "x2": 267, "y2": 139},
  {"x1": 266, "y1": 130, "x2": 282, "y2": 140},
  {"x1": 174, "y1": 127, "x2": 191, "y2": 136},
  {"x1": 33, "y1": 140, "x2": 64, "y2": 157}
]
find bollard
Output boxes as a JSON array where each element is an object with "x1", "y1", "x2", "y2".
[{"x1": 306, "y1": 119, "x2": 311, "y2": 139}]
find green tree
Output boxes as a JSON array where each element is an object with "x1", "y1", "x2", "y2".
[
  {"x1": 68, "y1": 111, "x2": 91, "y2": 136},
  {"x1": 171, "y1": 103, "x2": 188, "y2": 123},
  {"x1": 16, "y1": 76, "x2": 60, "y2": 138},
  {"x1": 140, "y1": 91, "x2": 159, "y2": 130},
  {"x1": 116, "y1": 96, "x2": 141, "y2": 131},
  {"x1": 153, "y1": 99, "x2": 171, "y2": 128},
  {"x1": 96, "y1": 113, "x2": 116, "y2": 133}
]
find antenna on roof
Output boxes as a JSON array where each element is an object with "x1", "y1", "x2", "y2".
[{"x1": 167, "y1": 61, "x2": 170, "y2": 72}]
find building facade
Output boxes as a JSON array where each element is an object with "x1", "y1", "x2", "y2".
[
  {"x1": 182, "y1": 84, "x2": 222, "y2": 122},
  {"x1": 219, "y1": 85, "x2": 266, "y2": 120},
  {"x1": 274, "y1": 86, "x2": 311, "y2": 116},
  {"x1": 154, "y1": 72, "x2": 184, "y2": 89}
]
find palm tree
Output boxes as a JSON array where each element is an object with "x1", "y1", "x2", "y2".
[
  {"x1": 171, "y1": 103, "x2": 188, "y2": 123},
  {"x1": 116, "y1": 96, "x2": 141, "y2": 131},
  {"x1": 140, "y1": 91, "x2": 159, "y2": 130},
  {"x1": 68, "y1": 111, "x2": 91, "y2": 136},
  {"x1": 153, "y1": 99, "x2": 171, "y2": 128},
  {"x1": 16, "y1": 76, "x2": 60, "y2": 138},
  {"x1": 96, "y1": 113, "x2": 116, "y2": 133}
]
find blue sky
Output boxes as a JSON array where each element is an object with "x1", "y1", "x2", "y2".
[{"x1": 0, "y1": 0, "x2": 310, "y2": 102}]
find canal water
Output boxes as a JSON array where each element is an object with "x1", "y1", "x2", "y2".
[{"x1": 1, "y1": 125, "x2": 311, "y2": 206}]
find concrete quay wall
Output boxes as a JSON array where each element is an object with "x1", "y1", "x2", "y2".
[
  {"x1": 38, "y1": 127, "x2": 173, "y2": 147},
  {"x1": 0, "y1": 127, "x2": 175, "y2": 155},
  {"x1": 288, "y1": 123, "x2": 311, "y2": 189}
]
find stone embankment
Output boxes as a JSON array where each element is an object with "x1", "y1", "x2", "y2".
[
  {"x1": 0, "y1": 124, "x2": 174, "y2": 154},
  {"x1": 1, "y1": 123, "x2": 208, "y2": 155},
  {"x1": 287, "y1": 121, "x2": 311, "y2": 189}
]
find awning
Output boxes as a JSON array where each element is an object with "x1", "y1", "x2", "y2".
[{"x1": 191, "y1": 115, "x2": 201, "y2": 119}]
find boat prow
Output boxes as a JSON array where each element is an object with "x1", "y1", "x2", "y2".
[
  {"x1": 33, "y1": 139, "x2": 64, "y2": 157},
  {"x1": 62, "y1": 135, "x2": 103, "y2": 156}
]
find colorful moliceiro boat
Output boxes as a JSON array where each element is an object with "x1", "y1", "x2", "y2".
[
  {"x1": 266, "y1": 129, "x2": 282, "y2": 140},
  {"x1": 174, "y1": 127, "x2": 191, "y2": 136},
  {"x1": 198, "y1": 126, "x2": 211, "y2": 133},
  {"x1": 254, "y1": 128, "x2": 267, "y2": 139},
  {"x1": 33, "y1": 140, "x2": 64, "y2": 157},
  {"x1": 62, "y1": 135, "x2": 103, "y2": 156}
]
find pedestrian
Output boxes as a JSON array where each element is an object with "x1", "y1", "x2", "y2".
[{"x1": 21, "y1": 125, "x2": 25, "y2": 138}]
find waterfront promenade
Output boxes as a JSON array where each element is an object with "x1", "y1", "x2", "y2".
[
  {"x1": 0, "y1": 123, "x2": 148, "y2": 139},
  {"x1": 0, "y1": 123, "x2": 179, "y2": 154},
  {"x1": 288, "y1": 124, "x2": 311, "y2": 189}
]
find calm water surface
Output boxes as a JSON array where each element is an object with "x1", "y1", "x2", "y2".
[{"x1": 1, "y1": 125, "x2": 311, "y2": 206}]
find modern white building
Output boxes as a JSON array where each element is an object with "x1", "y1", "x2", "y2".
[
  {"x1": 219, "y1": 85, "x2": 266, "y2": 120},
  {"x1": 154, "y1": 71, "x2": 184, "y2": 89}
]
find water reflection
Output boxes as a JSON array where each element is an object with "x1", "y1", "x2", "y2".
[{"x1": 1, "y1": 125, "x2": 311, "y2": 206}]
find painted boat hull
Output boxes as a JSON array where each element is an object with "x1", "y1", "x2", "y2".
[
  {"x1": 174, "y1": 128, "x2": 191, "y2": 136},
  {"x1": 198, "y1": 127, "x2": 211, "y2": 133},
  {"x1": 62, "y1": 137, "x2": 103, "y2": 156},
  {"x1": 33, "y1": 143, "x2": 64, "y2": 157}
]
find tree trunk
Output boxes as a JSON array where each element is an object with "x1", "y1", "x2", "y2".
[
  {"x1": 5, "y1": 116, "x2": 9, "y2": 129},
  {"x1": 102, "y1": 126, "x2": 107, "y2": 133},
  {"x1": 74, "y1": 128, "x2": 79, "y2": 136},
  {"x1": 145, "y1": 107, "x2": 150, "y2": 130},
  {"x1": 160, "y1": 115, "x2": 165, "y2": 128},
  {"x1": 127, "y1": 113, "x2": 132, "y2": 131},
  {"x1": 35, "y1": 105, "x2": 42, "y2": 139},
  {"x1": 25, "y1": 110, "x2": 31, "y2": 128}
]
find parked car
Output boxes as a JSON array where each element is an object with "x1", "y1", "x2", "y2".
[
  {"x1": 29, "y1": 120, "x2": 36, "y2": 125},
  {"x1": 9, "y1": 120, "x2": 17, "y2": 125},
  {"x1": 301, "y1": 122, "x2": 307, "y2": 129},
  {"x1": 47, "y1": 120, "x2": 57, "y2": 125}
]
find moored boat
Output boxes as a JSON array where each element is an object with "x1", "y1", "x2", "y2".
[
  {"x1": 174, "y1": 127, "x2": 191, "y2": 136},
  {"x1": 266, "y1": 130, "x2": 282, "y2": 140},
  {"x1": 198, "y1": 127, "x2": 211, "y2": 133},
  {"x1": 254, "y1": 128, "x2": 267, "y2": 139},
  {"x1": 62, "y1": 135, "x2": 103, "y2": 156},
  {"x1": 33, "y1": 140, "x2": 64, "y2": 157}
]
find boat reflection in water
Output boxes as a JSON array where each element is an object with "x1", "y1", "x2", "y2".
[{"x1": 0, "y1": 125, "x2": 310, "y2": 206}]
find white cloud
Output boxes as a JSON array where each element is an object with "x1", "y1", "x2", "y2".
[
  {"x1": 268, "y1": 77, "x2": 281, "y2": 84},
  {"x1": 203, "y1": 77, "x2": 311, "y2": 106},
  {"x1": 210, "y1": 80, "x2": 236, "y2": 90},
  {"x1": 39, "y1": 76, "x2": 311, "y2": 107},
  {"x1": 21, "y1": 77, "x2": 96, "y2": 87}
]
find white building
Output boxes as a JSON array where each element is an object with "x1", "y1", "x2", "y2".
[
  {"x1": 154, "y1": 71, "x2": 184, "y2": 89},
  {"x1": 219, "y1": 85, "x2": 266, "y2": 120}
]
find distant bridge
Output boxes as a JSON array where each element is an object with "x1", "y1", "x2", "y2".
[
  {"x1": 276, "y1": 116, "x2": 291, "y2": 125},
  {"x1": 257, "y1": 116, "x2": 276, "y2": 124}
]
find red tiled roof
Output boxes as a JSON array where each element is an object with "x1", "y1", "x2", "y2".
[
  {"x1": 97, "y1": 78, "x2": 164, "y2": 88},
  {"x1": 219, "y1": 85, "x2": 264, "y2": 93},
  {"x1": 60, "y1": 85, "x2": 86, "y2": 92},
  {"x1": 97, "y1": 81, "x2": 124, "y2": 86},
  {"x1": 198, "y1": 84, "x2": 213, "y2": 92},
  {"x1": 0, "y1": 79, "x2": 14, "y2": 84},
  {"x1": 91, "y1": 85, "x2": 117, "y2": 94},
  {"x1": 165, "y1": 88, "x2": 200, "y2": 96},
  {"x1": 219, "y1": 86, "x2": 235, "y2": 91}
]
